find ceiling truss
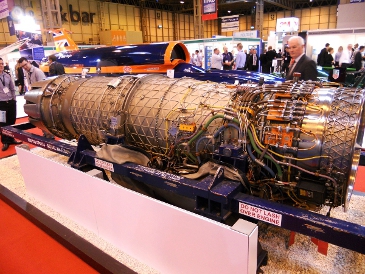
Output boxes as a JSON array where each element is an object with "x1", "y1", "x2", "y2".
[{"x1": 106, "y1": 0, "x2": 337, "y2": 16}]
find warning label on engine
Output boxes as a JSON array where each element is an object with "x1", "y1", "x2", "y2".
[
  {"x1": 95, "y1": 158, "x2": 114, "y2": 172},
  {"x1": 239, "y1": 202, "x2": 282, "y2": 226}
]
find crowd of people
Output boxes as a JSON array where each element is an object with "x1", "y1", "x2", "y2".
[
  {"x1": 190, "y1": 49, "x2": 204, "y2": 67},
  {"x1": 190, "y1": 37, "x2": 365, "y2": 78},
  {"x1": 317, "y1": 42, "x2": 365, "y2": 71},
  {"x1": 0, "y1": 55, "x2": 65, "y2": 151},
  {"x1": 208, "y1": 43, "x2": 261, "y2": 72},
  {"x1": 190, "y1": 38, "x2": 309, "y2": 75}
]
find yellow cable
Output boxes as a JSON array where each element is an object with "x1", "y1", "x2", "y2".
[
  {"x1": 287, "y1": 190, "x2": 308, "y2": 209},
  {"x1": 180, "y1": 87, "x2": 192, "y2": 105}
]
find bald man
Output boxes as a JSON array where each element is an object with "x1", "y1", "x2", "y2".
[{"x1": 286, "y1": 36, "x2": 317, "y2": 81}]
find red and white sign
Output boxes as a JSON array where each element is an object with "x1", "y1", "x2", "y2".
[
  {"x1": 202, "y1": 0, "x2": 217, "y2": 21},
  {"x1": 332, "y1": 69, "x2": 340, "y2": 80},
  {"x1": 239, "y1": 202, "x2": 282, "y2": 226},
  {"x1": 95, "y1": 158, "x2": 114, "y2": 172},
  {"x1": 124, "y1": 66, "x2": 132, "y2": 73},
  {"x1": 276, "y1": 17, "x2": 299, "y2": 32}
]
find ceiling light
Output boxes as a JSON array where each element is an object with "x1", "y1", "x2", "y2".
[
  {"x1": 228, "y1": 10, "x2": 231, "y2": 13},
  {"x1": 180, "y1": 1, "x2": 184, "y2": 3}
]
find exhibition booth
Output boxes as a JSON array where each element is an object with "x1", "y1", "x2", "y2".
[
  {"x1": 181, "y1": 36, "x2": 261, "y2": 69},
  {"x1": 306, "y1": 28, "x2": 365, "y2": 62}
]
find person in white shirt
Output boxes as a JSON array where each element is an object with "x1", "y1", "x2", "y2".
[
  {"x1": 190, "y1": 53, "x2": 197, "y2": 65},
  {"x1": 210, "y1": 48, "x2": 223, "y2": 70},
  {"x1": 339, "y1": 44, "x2": 353, "y2": 68},
  {"x1": 195, "y1": 50, "x2": 202, "y2": 67},
  {"x1": 199, "y1": 49, "x2": 204, "y2": 63},
  {"x1": 234, "y1": 43, "x2": 246, "y2": 70}
]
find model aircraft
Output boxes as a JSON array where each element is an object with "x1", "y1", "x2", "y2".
[{"x1": 39, "y1": 29, "x2": 284, "y2": 84}]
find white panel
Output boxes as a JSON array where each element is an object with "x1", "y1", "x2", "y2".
[
  {"x1": 16, "y1": 147, "x2": 257, "y2": 274},
  {"x1": 17, "y1": 148, "x2": 98, "y2": 231},
  {"x1": 337, "y1": 3, "x2": 365, "y2": 28}
]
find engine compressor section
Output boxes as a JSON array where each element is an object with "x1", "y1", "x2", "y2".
[{"x1": 24, "y1": 74, "x2": 365, "y2": 211}]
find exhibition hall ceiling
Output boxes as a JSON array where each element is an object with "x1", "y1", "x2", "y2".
[{"x1": 110, "y1": 0, "x2": 337, "y2": 16}]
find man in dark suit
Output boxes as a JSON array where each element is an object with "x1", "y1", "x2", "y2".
[
  {"x1": 48, "y1": 55, "x2": 65, "y2": 76},
  {"x1": 265, "y1": 46, "x2": 276, "y2": 73},
  {"x1": 259, "y1": 49, "x2": 267, "y2": 73},
  {"x1": 246, "y1": 48, "x2": 259, "y2": 71},
  {"x1": 286, "y1": 36, "x2": 317, "y2": 81},
  {"x1": 353, "y1": 46, "x2": 364, "y2": 71},
  {"x1": 317, "y1": 43, "x2": 330, "y2": 66}
]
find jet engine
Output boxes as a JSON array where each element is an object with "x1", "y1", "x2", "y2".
[{"x1": 24, "y1": 74, "x2": 365, "y2": 211}]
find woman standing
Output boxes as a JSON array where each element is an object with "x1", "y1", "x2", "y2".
[{"x1": 323, "y1": 47, "x2": 334, "y2": 67}]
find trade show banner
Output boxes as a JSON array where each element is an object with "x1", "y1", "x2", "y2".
[
  {"x1": 19, "y1": 47, "x2": 45, "y2": 61},
  {"x1": 276, "y1": 17, "x2": 299, "y2": 33},
  {"x1": 32, "y1": 47, "x2": 45, "y2": 61},
  {"x1": 221, "y1": 15, "x2": 239, "y2": 32},
  {"x1": 202, "y1": 0, "x2": 217, "y2": 21},
  {"x1": 111, "y1": 30, "x2": 127, "y2": 45},
  {"x1": 205, "y1": 46, "x2": 213, "y2": 69},
  {"x1": 0, "y1": 0, "x2": 9, "y2": 19},
  {"x1": 14, "y1": 17, "x2": 44, "y2": 61},
  {"x1": 233, "y1": 30, "x2": 258, "y2": 38},
  {"x1": 7, "y1": 16, "x2": 15, "y2": 36}
]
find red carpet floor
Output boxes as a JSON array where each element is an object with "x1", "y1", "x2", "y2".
[
  {"x1": 0, "y1": 117, "x2": 42, "y2": 159},
  {"x1": 0, "y1": 197, "x2": 98, "y2": 273},
  {"x1": 0, "y1": 118, "x2": 101, "y2": 272},
  {"x1": 354, "y1": 166, "x2": 365, "y2": 192}
]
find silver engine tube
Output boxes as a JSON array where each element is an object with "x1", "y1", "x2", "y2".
[{"x1": 24, "y1": 75, "x2": 365, "y2": 210}]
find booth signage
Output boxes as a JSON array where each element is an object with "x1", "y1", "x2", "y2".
[
  {"x1": 221, "y1": 15, "x2": 239, "y2": 32},
  {"x1": 0, "y1": 0, "x2": 9, "y2": 19},
  {"x1": 201, "y1": 0, "x2": 217, "y2": 21},
  {"x1": 32, "y1": 47, "x2": 45, "y2": 61},
  {"x1": 111, "y1": 30, "x2": 127, "y2": 45},
  {"x1": 7, "y1": 16, "x2": 15, "y2": 36},
  {"x1": 60, "y1": 5, "x2": 96, "y2": 23},
  {"x1": 233, "y1": 30, "x2": 258, "y2": 38},
  {"x1": 276, "y1": 17, "x2": 299, "y2": 32}
]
